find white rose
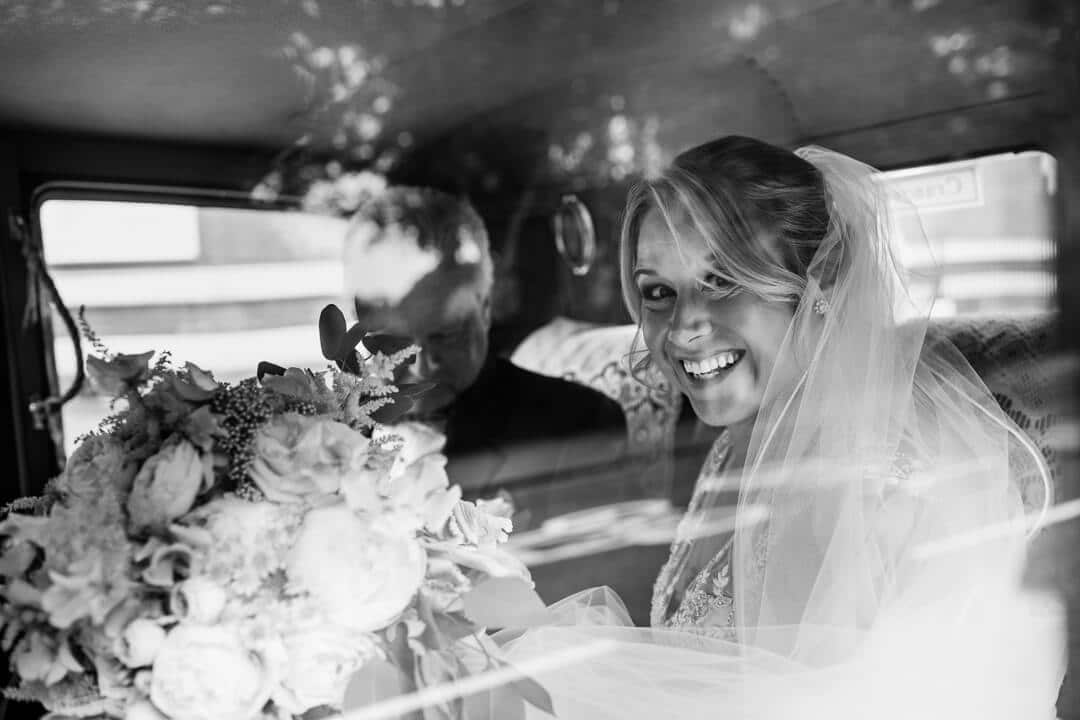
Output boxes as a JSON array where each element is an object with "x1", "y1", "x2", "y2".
[
  {"x1": 287, "y1": 504, "x2": 425, "y2": 632},
  {"x1": 272, "y1": 626, "x2": 377, "y2": 715},
  {"x1": 127, "y1": 440, "x2": 204, "y2": 532},
  {"x1": 115, "y1": 619, "x2": 166, "y2": 668},
  {"x1": 249, "y1": 414, "x2": 370, "y2": 503},
  {"x1": 150, "y1": 625, "x2": 271, "y2": 720}
]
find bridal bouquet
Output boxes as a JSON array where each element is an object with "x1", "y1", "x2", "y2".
[{"x1": 0, "y1": 305, "x2": 551, "y2": 720}]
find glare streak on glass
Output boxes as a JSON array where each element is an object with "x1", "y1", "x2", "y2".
[{"x1": 339, "y1": 639, "x2": 617, "y2": 720}]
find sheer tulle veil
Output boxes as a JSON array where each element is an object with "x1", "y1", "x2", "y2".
[{"x1": 494, "y1": 145, "x2": 1066, "y2": 719}]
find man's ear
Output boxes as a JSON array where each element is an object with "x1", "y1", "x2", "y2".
[{"x1": 480, "y1": 293, "x2": 493, "y2": 328}]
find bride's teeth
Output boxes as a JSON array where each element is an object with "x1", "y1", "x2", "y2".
[{"x1": 682, "y1": 351, "x2": 741, "y2": 376}]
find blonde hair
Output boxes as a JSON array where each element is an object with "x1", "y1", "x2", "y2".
[{"x1": 619, "y1": 136, "x2": 830, "y2": 324}]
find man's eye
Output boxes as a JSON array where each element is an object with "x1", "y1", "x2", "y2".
[{"x1": 432, "y1": 325, "x2": 466, "y2": 341}]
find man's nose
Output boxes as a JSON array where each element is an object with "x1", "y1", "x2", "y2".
[{"x1": 416, "y1": 346, "x2": 443, "y2": 377}]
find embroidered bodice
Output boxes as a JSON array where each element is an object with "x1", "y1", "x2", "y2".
[
  {"x1": 650, "y1": 430, "x2": 739, "y2": 638},
  {"x1": 651, "y1": 430, "x2": 925, "y2": 639}
]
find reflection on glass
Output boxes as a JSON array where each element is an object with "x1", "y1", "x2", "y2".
[
  {"x1": 881, "y1": 150, "x2": 1057, "y2": 318},
  {"x1": 553, "y1": 194, "x2": 596, "y2": 277},
  {"x1": 41, "y1": 199, "x2": 350, "y2": 454}
]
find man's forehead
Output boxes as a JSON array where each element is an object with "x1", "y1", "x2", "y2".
[
  {"x1": 345, "y1": 217, "x2": 488, "y2": 306},
  {"x1": 354, "y1": 269, "x2": 486, "y2": 332}
]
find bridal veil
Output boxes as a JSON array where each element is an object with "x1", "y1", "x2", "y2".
[{"x1": 488, "y1": 145, "x2": 1066, "y2": 720}]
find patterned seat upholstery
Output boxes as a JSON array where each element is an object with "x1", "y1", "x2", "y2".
[{"x1": 511, "y1": 314, "x2": 1064, "y2": 514}]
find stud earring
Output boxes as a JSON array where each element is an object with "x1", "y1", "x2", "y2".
[{"x1": 813, "y1": 297, "x2": 829, "y2": 316}]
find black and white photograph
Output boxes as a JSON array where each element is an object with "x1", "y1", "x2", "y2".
[{"x1": 0, "y1": 1, "x2": 1076, "y2": 718}]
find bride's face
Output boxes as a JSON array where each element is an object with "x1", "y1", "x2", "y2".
[{"x1": 634, "y1": 210, "x2": 794, "y2": 428}]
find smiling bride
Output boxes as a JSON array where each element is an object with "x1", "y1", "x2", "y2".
[{"x1": 493, "y1": 136, "x2": 1067, "y2": 720}]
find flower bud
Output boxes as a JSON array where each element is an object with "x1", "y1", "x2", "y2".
[
  {"x1": 170, "y1": 578, "x2": 227, "y2": 624},
  {"x1": 116, "y1": 619, "x2": 166, "y2": 668}
]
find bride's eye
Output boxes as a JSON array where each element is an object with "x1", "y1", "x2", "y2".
[
  {"x1": 700, "y1": 273, "x2": 738, "y2": 296},
  {"x1": 640, "y1": 283, "x2": 674, "y2": 303}
]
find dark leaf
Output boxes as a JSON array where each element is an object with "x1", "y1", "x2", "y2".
[
  {"x1": 335, "y1": 323, "x2": 369, "y2": 365},
  {"x1": 371, "y1": 396, "x2": 415, "y2": 424},
  {"x1": 363, "y1": 332, "x2": 416, "y2": 357},
  {"x1": 341, "y1": 351, "x2": 362, "y2": 375},
  {"x1": 318, "y1": 305, "x2": 347, "y2": 362},
  {"x1": 256, "y1": 361, "x2": 286, "y2": 381}
]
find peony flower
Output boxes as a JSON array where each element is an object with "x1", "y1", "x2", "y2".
[
  {"x1": 115, "y1": 619, "x2": 166, "y2": 668},
  {"x1": 272, "y1": 626, "x2": 377, "y2": 715},
  {"x1": 179, "y1": 496, "x2": 304, "y2": 596},
  {"x1": 59, "y1": 434, "x2": 139, "y2": 498},
  {"x1": 169, "y1": 578, "x2": 226, "y2": 624},
  {"x1": 127, "y1": 440, "x2": 204, "y2": 533},
  {"x1": 287, "y1": 503, "x2": 425, "y2": 632},
  {"x1": 86, "y1": 351, "x2": 155, "y2": 396},
  {"x1": 248, "y1": 413, "x2": 371, "y2": 503},
  {"x1": 150, "y1": 625, "x2": 272, "y2": 720}
]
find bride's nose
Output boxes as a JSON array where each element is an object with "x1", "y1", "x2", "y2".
[{"x1": 668, "y1": 291, "x2": 714, "y2": 347}]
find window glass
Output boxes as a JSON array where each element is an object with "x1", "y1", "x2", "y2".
[
  {"x1": 881, "y1": 150, "x2": 1057, "y2": 318},
  {"x1": 40, "y1": 198, "x2": 349, "y2": 455}
]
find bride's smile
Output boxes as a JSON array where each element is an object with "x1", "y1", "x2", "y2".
[{"x1": 630, "y1": 209, "x2": 792, "y2": 429}]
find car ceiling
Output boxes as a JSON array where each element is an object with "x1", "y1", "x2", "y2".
[{"x1": 0, "y1": 0, "x2": 1069, "y2": 175}]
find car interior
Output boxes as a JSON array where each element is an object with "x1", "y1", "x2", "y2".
[{"x1": 0, "y1": 1, "x2": 1077, "y2": 717}]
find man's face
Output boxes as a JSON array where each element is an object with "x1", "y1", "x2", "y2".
[{"x1": 355, "y1": 265, "x2": 492, "y2": 414}]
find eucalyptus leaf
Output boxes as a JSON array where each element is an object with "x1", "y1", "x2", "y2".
[
  {"x1": 371, "y1": 396, "x2": 416, "y2": 424},
  {"x1": 462, "y1": 578, "x2": 549, "y2": 630},
  {"x1": 318, "y1": 304, "x2": 347, "y2": 362},
  {"x1": 335, "y1": 323, "x2": 369, "y2": 364},
  {"x1": 506, "y1": 670, "x2": 556, "y2": 716},
  {"x1": 432, "y1": 611, "x2": 478, "y2": 643},
  {"x1": 363, "y1": 331, "x2": 416, "y2": 357},
  {"x1": 256, "y1": 361, "x2": 286, "y2": 380},
  {"x1": 343, "y1": 658, "x2": 413, "y2": 712}
]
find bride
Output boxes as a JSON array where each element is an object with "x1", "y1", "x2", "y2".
[{"x1": 492, "y1": 137, "x2": 1066, "y2": 719}]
